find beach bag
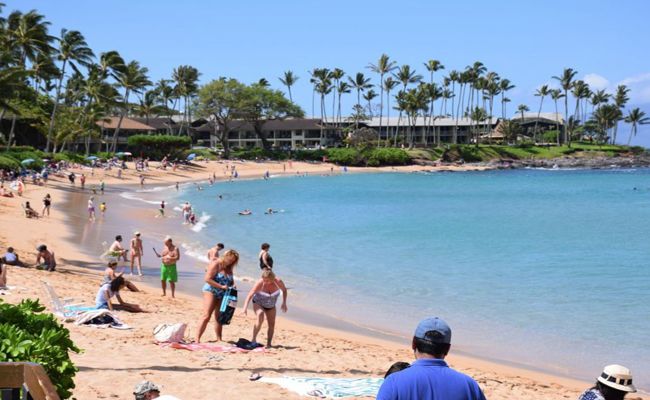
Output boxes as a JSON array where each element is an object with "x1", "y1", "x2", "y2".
[
  {"x1": 218, "y1": 288, "x2": 237, "y2": 325},
  {"x1": 153, "y1": 323, "x2": 187, "y2": 343}
]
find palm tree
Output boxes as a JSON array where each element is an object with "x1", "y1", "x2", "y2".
[
  {"x1": 136, "y1": 90, "x2": 163, "y2": 125},
  {"x1": 590, "y1": 89, "x2": 610, "y2": 116},
  {"x1": 335, "y1": 80, "x2": 350, "y2": 139},
  {"x1": 517, "y1": 104, "x2": 529, "y2": 133},
  {"x1": 423, "y1": 59, "x2": 444, "y2": 139},
  {"x1": 363, "y1": 89, "x2": 378, "y2": 117},
  {"x1": 172, "y1": 65, "x2": 200, "y2": 136},
  {"x1": 533, "y1": 84, "x2": 550, "y2": 143},
  {"x1": 499, "y1": 79, "x2": 515, "y2": 119},
  {"x1": 46, "y1": 29, "x2": 94, "y2": 152},
  {"x1": 368, "y1": 54, "x2": 397, "y2": 143},
  {"x1": 278, "y1": 70, "x2": 298, "y2": 102},
  {"x1": 98, "y1": 50, "x2": 125, "y2": 80},
  {"x1": 613, "y1": 85, "x2": 630, "y2": 144},
  {"x1": 550, "y1": 89, "x2": 564, "y2": 146},
  {"x1": 591, "y1": 104, "x2": 621, "y2": 144},
  {"x1": 383, "y1": 77, "x2": 398, "y2": 146},
  {"x1": 111, "y1": 60, "x2": 151, "y2": 152},
  {"x1": 4, "y1": 9, "x2": 55, "y2": 149},
  {"x1": 348, "y1": 72, "x2": 372, "y2": 128},
  {"x1": 552, "y1": 68, "x2": 578, "y2": 145},
  {"x1": 154, "y1": 79, "x2": 175, "y2": 134},
  {"x1": 315, "y1": 74, "x2": 333, "y2": 142},
  {"x1": 330, "y1": 68, "x2": 344, "y2": 127},
  {"x1": 393, "y1": 65, "x2": 422, "y2": 143},
  {"x1": 624, "y1": 108, "x2": 649, "y2": 146}
]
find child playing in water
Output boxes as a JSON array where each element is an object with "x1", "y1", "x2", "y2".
[{"x1": 100, "y1": 201, "x2": 107, "y2": 217}]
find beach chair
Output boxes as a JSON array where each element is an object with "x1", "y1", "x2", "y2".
[{"x1": 41, "y1": 281, "x2": 85, "y2": 322}]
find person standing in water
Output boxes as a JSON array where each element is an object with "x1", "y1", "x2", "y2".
[
  {"x1": 130, "y1": 232, "x2": 144, "y2": 276},
  {"x1": 207, "y1": 243, "x2": 224, "y2": 260},
  {"x1": 87, "y1": 196, "x2": 96, "y2": 221},
  {"x1": 159, "y1": 200, "x2": 165, "y2": 217},
  {"x1": 155, "y1": 236, "x2": 179, "y2": 298},
  {"x1": 259, "y1": 243, "x2": 273, "y2": 270}
]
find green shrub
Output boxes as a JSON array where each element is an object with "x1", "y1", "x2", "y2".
[
  {"x1": 127, "y1": 135, "x2": 191, "y2": 160},
  {"x1": 0, "y1": 155, "x2": 21, "y2": 171},
  {"x1": 52, "y1": 152, "x2": 86, "y2": 163},
  {"x1": 0, "y1": 299, "x2": 80, "y2": 399},
  {"x1": 182, "y1": 148, "x2": 218, "y2": 160},
  {"x1": 326, "y1": 148, "x2": 364, "y2": 166},
  {"x1": 292, "y1": 149, "x2": 326, "y2": 162},
  {"x1": 366, "y1": 148, "x2": 410, "y2": 166}
]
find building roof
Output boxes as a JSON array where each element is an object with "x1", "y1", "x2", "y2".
[
  {"x1": 131, "y1": 117, "x2": 176, "y2": 131},
  {"x1": 511, "y1": 112, "x2": 564, "y2": 125},
  {"x1": 349, "y1": 116, "x2": 501, "y2": 127},
  {"x1": 194, "y1": 118, "x2": 325, "y2": 133},
  {"x1": 96, "y1": 117, "x2": 154, "y2": 131}
]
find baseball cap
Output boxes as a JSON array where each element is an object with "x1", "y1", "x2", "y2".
[
  {"x1": 414, "y1": 317, "x2": 452, "y2": 344},
  {"x1": 133, "y1": 381, "x2": 160, "y2": 395}
]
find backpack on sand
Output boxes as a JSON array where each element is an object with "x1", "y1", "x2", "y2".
[{"x1": 153, "y1": 323, "x2": 187, "y2": 343}]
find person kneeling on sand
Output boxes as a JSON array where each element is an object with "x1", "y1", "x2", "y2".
[
  {"x1": 103, "y1": 261, "x2": 139, "y2": 292},
  {"x1": 35, "y1": 245, "x2": 56, "y2": 271},
  {"x1": 95, "y1": 276, "x2": 143, "y2": 312},
  {"x1": 376, "y1": 317, "x2": 486, "y2": 400},
  {"x1": 242, "y1": 268, "x2": 288, "y2": 348},
  {"x1": 133, "y1": 380, "x2": 180, "y2": 400},
  {"x1": 109, "y1": 235, "x2": 128, "y2": 262},
  {"x1": 577, "y1": 364, "x2": 636, "y2": 400},
  {"x1": 24, "y1": 201, "x2": 40, "y2": 218}
]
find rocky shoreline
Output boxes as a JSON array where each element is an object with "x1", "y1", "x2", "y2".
[{"x1": 492, "y1": 154, "x2": 650, "y2": 169}]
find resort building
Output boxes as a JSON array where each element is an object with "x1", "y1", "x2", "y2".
[{"x1": 510, "y1": 112, "x2": 565, "y2": 136}]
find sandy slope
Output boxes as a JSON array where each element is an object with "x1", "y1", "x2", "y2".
[{"x1": 0, "y1": 160, "x2": 644, "y2": 399}]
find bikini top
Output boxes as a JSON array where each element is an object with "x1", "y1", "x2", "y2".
[{"x1": 252, "y1": 281, "x2": 281, "y2": 308}]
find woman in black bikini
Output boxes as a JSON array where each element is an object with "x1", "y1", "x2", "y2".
[{"x1": 259, "y1": 243, "x2": 273, "y2": 270}]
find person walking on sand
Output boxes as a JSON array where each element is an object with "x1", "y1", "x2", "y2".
[
  {"x1": 155, "y1": 236, "x2": 179, "y2": 298},
  {"x1": 196, "y1": 249, "x2": 239, "y2": 343},
  {"x1": 130, "y1": 232, "x2": 144, "y2": 276},
  {"x1": 242, "y1": 268, "x2": 288, "y2": 347},
  {"x1": 80, "y1": 174, "x2": 86, "y2": 189},
  {"x1": 87, "y1": 196, "x2": 96, "y2": 221},
  {"x1": 577, "y1": 364, "x2": 636, "y2": 400},
  {"x1": 42, "y1": 193, "x2": 51, "y2": 216},
  {"x1": 259, "y1": 243, "x2": 273, "y2": 270},
  {"x1": 376, "y1": 317, "x2": 486, "y2": 400}
]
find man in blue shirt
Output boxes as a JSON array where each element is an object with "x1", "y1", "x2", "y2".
[{"x1": 377, "y1": 317, "x2": 486, "y2": 400}]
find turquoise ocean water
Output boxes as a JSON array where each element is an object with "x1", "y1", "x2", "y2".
[{"x1": 130, "y1": 168, "x2": 650, "y2": 389}]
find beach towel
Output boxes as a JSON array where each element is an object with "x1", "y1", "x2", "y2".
[
  {"x1": 159, "y1": 342, "x2": 266, "y2": 353},
  {"x1": 258, "y1": 377, "x2": 383, "y2": 398},
  {"x1": 74, "y1": 309, "x2": 131, "y2": 329}
]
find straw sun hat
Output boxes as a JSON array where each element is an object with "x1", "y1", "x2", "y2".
[{"x1": 597, "y1": 364, "x2": 636, "y2": 393}]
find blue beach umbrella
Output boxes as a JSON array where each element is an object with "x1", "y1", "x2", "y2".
[
  {"x1": 85, "y1": 155, "x2": 98, "y2": 161},
  {"x1": 20, "y1": 158, "x2": 35, "y2": 165},
  {"x1": 115, "y1": 151, "x2": 132, "y2": 157},
  {"x1": 186, "y1": 153, "x2": 196, "y2": 161}
]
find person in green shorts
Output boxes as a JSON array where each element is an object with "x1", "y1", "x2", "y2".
[{"x1": 156, "y1": 236, "x2": 180, "y2": 298}]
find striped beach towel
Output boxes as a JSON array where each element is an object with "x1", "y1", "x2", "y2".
[{"x1": 258, "y1": 376, "x2": 383, "y2": 398}]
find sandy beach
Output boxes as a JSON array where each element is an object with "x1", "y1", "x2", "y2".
[{"x1": 0, "y1": 160, "x2": 645, "y2": 400}]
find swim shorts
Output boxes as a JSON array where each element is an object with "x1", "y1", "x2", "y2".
[{"x1": 160, "y1": 263, "x2": 178, "y2": 282}]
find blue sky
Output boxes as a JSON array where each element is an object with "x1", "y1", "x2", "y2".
[{"x1": 7, "y1": 0, "x2": 650, "y2": 146}]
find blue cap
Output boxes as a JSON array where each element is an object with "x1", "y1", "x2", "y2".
[{"x1": 414, "y1": 317, "x2": 452, "y2": 344}]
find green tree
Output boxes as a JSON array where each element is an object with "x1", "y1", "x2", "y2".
[
  {"x1": 278, "y1": 70, "x2": 298, "y2": 102},
  {"x1": 239, "y1": 82, "x2": 304, "y2": 150},
  {"x1": 383, "y1": 77, "x2": 399, "y2": 146},
  {"x1": 552, "y1": 67, "x2": 578, "y2": 145},
  {"x1": 172, "y1": 65, "x2": 200, "y2": 136},
  {"x1": 46, "y1": 29, "x2": 94, "y2": 152},
  {"x1": 550, "y1": 89, "x2": 564, "y2": 145},
  {"x1": 517, "y1": 103, "x2": 529, "y2": 137},
  {"x1": 368, "y1": 54, "x2": 397, "y2": 143},
  {"x1": 613, "y1": 85, "x2": 630, "y2": 144},
  {"x1": 393, "y1": 65, "x2": 422, "y2": 143},
  {"x1": 111, "y1": 60, "x2": 151, "y2": 152},
  {"x1": 195, "y1": 78, "x2": 245, "y2": 158},
  {"x1": 533, "y1": 84, "x2": 550, "y2": 143},
  {"x1": 348, "y1": 72, "x2": 372, "y2": 128},
  {"x1": 154, "y1": 78, "x2": 176, "y2": 134},
  {"x1": 423, "y1": 59, "x2": 444, "y2": 141},
  {"x1": 499, "y1": 78, "x2": 515, "y2": 119},
  {"x1": 624, "y1": 108, "x2": 649, "y2": 146}
]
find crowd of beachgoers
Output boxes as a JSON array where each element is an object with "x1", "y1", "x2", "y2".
[{"x1": 0, "y1": 158, "x2": 644, "y2": 400}]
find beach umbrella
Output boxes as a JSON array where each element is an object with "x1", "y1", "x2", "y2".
[
  {"x1": 20, "y1": 158, "x2": 35, "y2": 165},
  {"x1": 85, "y1": 156, "x2": 98, "y2": 161},
  {"x1": 115, "y1": 152, "x2": 132, "y2": 157},
  {"x1": 186, "y1": 153, "x2": 196, "y2": 161}
]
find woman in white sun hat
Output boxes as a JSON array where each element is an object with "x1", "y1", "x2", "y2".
[{"x1": 578, "y1": 364, "x2": 636, "y2": 400}]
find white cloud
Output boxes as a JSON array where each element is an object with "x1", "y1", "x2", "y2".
[
  {"x1": 618, "y1": 72, "x2": 650, "y2": 86},
  {"x1": 617, "y1": 73, "x2": 650, "y2": 104},
  {"x1": 583, "y1": 73, "x2": 609, "y2": 90}
]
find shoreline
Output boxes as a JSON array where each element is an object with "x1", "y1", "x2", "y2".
[{"x1": 1, "y1": 160, "x2": 648, "y2": 399}]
